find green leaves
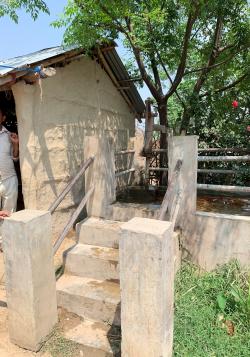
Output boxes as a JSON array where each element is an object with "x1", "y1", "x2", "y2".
[
  {"x1": 174, "y1": 261, "x2": 250, "y2": 356},
  {"x1": 0, "y1": 0, "x2": 49, "y2": 22},
  {"x1": 217, "y1": 279, "x2": 250, "y2": 325},
  {"x1": 54, "y1": 0, "x2": 249, "y2": 151},
  {"x1": 217, "y1": 293, "x2": 227, "y2": 312},
  {"x1": 230, "y1": 284, "x2": 250, "y2": 318}
]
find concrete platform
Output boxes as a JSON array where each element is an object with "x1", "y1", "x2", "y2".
[
  {"x1": 65, "y1": 244, "x2": 119, "y2": 281},
  {"x1": 57, "y1": 275, "x2": 121, "y2": 326},
  {"x1": 77, "y1": 218, "x2": 121, "y2": 248}
]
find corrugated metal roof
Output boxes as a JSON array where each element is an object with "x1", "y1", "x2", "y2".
[
  {"x1": 0, "y1": 45, "x2": 145, "y2": 116},
  {"x1": 0, "y1": 45, "x2": 77, "y2": 77}
]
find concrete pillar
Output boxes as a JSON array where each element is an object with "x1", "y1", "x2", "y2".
[
  {"x1": 120, "y1": 217, "x2": 174, "y2": 357},
  {"x1": 2, "y1": 210, "x2": 58, "y2": 351},
  {"x1": 168, "y1": 136, "x2": 198, "y2": 229},
  {"x1": 84, "y1": 135, "x2": 116, "y2": 218}
]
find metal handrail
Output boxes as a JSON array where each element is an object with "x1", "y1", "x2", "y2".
[
  {"x1": 115, "y1": 150, "x2": 135, "y2": 155},
  {"x1": 198, "y1": 155, "x2": 250, "y2": 162},
  {"x1": 53, "y1": 186, "x2": 95, "y2": 255},
  {"x1": 198, "y1": 147, "x2": 249, "y2": 153},
  {"x1": 47, "y1": 155, "x2": 95, "y2": 255},
  {"x1": 48, "y1": 156, "x2": 95, "y2": 214},
  {"x1": 115, "y1": 168, "x2": 135, "y2": 177},
  {"x1": 197, "y1": 184, "x2": 250, "y2": 193},
  {"x1": 158, "y1": 159, "x2": 182, "y2": 221},
  {"x1": 169, "y1": 189, "x2": 182, "y2": 227}
]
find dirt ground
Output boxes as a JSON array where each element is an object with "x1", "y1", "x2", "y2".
[{"x1": 0, "y1": 231, "x2": 76, "y2": 357}]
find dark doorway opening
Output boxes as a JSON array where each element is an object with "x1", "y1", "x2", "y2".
[{"x1": 0, "y1": 90, "x2": 24, "y2": 211}]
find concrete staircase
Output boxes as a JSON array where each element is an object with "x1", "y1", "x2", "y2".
[{"x1": 56, "y1": 217, "x2": 122, "y2": 356}]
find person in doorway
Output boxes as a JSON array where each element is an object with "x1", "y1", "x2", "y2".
[{"x1": 0, "y1": 107, "x2": 19, "y2": 250}]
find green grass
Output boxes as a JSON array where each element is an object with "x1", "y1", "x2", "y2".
[
  {"x1": 174, "y1": 261, "x2": 250, "y2": 357},
  {"x1": 41, "y1": 328, "x2": 81, "y2": 357}
]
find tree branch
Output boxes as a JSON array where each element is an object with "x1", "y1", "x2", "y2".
[
  {"x1": 200, "y1": 73, "x2": 249, "y2": 97},
  {"x1": 165, "y1": 6, "x2": 199, "y2": 99},
  {"x1": 97, "y1": 2, "x2": 126, "y2": 34},
  {"x1": 179, "y1": 16, "x2": 224, "y2": 133},
  {"x1": 144, "y1": 15, "x2": 186, "y2": 108},
  {"x1": 145, "y1": 17, "x2": 163, "y2": 96},
  {"x1": 156, "y1": 51, "x2": 187, "y2": 109},
  {"x1": 218, "y1": 43, "x2": 235, "y2": 53},
  {"x1": 184, "y1": 53, "x2": 234, "y2": 76},
  {"x1": 150, "y1": 54, "x2": 163, "y2": 95},
  {"x1": 193, "y1": 16, "x2": 223, "y2": 93},
  {"x1": 124, "y1": 17, "x2": 161, "y2": 101}
]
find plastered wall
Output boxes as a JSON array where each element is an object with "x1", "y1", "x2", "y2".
[{"x1": 12, "y1": 56, "x2": 135, "y2": 233}]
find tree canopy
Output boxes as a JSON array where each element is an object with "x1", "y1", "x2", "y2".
[
  {"x1": 0, "y1": 0, "x2": 49, "y2": 22},
  {"x1": 54, "y1": 0, "x2": 249, "y2": 139},
  {"x1": 2, "y1": 0, "x2": 249, "y2": 149}
]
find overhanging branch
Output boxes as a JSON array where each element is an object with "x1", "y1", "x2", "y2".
[{"x1": 200, "y1": 73, "x2": 249, "y2": 97}]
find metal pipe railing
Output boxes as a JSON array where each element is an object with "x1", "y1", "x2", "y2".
[
  {"x1": 149, "y1": 167, "x2": 168, "y2": 171},
  {"x1": 198, "y1": 147, "x2": 249, "y2": 153},
  {"x1": 197, "y1": 184, "x2": 250, "y2": 193},
  {"x1": 169, "y1": 190, "x2": 182, "y2": 227},
  {"x1": 48, "y1": 156, "x2": 95, "y2": 214},
  {"x1": 198, "y1": 155, "x2": 250, "y2": 162},
  {"x1": 158, "y1": 159, "x2": 182, "y2": 221},
  {"x1": 53, "y1": 186, "x2": 95, "y2": 255},
  {"x1": 197, "y1": 169, "x2": 237, "y2": 174},
  {"x1": 115, "y1": 150, "x2": 135, "y2": 155},
  {"x1": 115, "y1": 168, "x2": 135, "y2": 177}
]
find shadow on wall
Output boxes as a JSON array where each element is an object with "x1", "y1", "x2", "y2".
[{"x1": 19, "y1": 57, "x2": 135, "y2": 211}]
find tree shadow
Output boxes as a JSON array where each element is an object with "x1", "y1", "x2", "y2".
[{"x1": 107, "y1": 301, "x2": 121, "y2": 357}]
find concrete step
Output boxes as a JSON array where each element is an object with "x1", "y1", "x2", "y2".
[
  {"x1": 57, "y1": 275, "x2": 121, "y2": 326},
  {"x1": 64, "y1": 319, "x2": 121, "y2": 357},
  {"x1": 77, "y1": 218, "x2": 121, "y2": 249},
  {"x1": 65, "y1": 244, "x2": 119, "y2": 281},
  {"x1": 106, "y1": 202, "x2": 159, "y2": 222}
]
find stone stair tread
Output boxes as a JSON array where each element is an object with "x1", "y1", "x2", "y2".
[
  {"x1": 57, "y1": 275, "x2": 120, "y2": 305},
  {"x1": 68, "y1": 243, "x2": 119, "y2": 262},
  {"x1": 80, "y1": 217, "x2": 122, "y2": 230},
  {"x1": 77, "y1": 217, "x2": 122, "y2": 248},
  {"x1": 64, "y1": 319, "x2": 120, "y2": 355}
]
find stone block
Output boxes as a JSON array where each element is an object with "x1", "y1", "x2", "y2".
[
  {"x1": 84, "y1": 136, "x2": 116, "y2": 218},
  {"x1": 120, "y1": 217, "x2": 174, "y2": 357},
  {"x1": 57, "y1": 275, "x2": 120, "y2": 326},
  {"x1": 65, "y1": 243, "x2": 119, "y2": 280},
  {"x1": 168, "y1": 135, "x2": 198, "y2": 230},
  {"x1": 2, "y1": 210, "x2": 58, "y2": 351},
  {"x1": 77, "y1": 217, "x2": 121, "y2": 248}
]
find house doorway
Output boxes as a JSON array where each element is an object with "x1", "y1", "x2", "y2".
[{"x1": 0, "y1": 90, "x2": 24, "y2": 211}]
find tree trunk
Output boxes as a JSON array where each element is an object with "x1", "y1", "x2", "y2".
[
  {"x1": 158, "y1": 101, "x2": 168, "y2": 185},
  {"x1": 180, "y1": 107, "x2": 191, "y2": 134}
]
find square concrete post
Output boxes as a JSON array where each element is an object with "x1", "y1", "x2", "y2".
[
  {"x1": 84, "y1": 135, "x2": 116, "y2": 218},
  {"x1": 2, "y1": 210, "x2": 58, "y2": 351},
  {"x1": 168, "y1": 136, "x2": 198, "y2": 229},
  {"x1": 120, "y1": 217, "x2": 174, "y2": 357}
]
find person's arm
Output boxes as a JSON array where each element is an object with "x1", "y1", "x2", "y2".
[
  {"x1": 9, "y1": 133, "x2": 19, "y2": 160},
  {"x1": 0, "y1": 211, "x2": 10, "y2": 218}
]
